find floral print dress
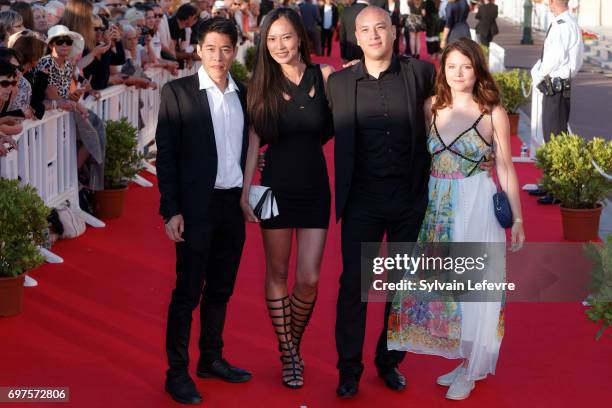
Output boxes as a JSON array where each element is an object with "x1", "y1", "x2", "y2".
[{"x1": 388, "y1": 112, "x2": 506, "y2": 381}]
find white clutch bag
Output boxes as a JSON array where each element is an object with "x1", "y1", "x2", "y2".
[{"x1": 248, "y1": 185, "x2": 279, "y2": 220}]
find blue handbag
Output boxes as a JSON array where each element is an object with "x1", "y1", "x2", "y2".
[
  {"x1": 493, "y1": 189, "x2": 513, "y2": 229},
  {"x1": 491, "y1": 115, "x2": 513, "y2": 229}
]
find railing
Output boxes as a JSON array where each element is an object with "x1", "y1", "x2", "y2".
[{"x1": 0, "y1": 64, "x2": 199, "y2": 265}]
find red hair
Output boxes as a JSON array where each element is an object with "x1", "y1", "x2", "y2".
[{"x1": 432, "y1": 38, "x2": 500, "y2": 115}]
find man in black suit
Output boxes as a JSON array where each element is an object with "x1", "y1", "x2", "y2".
[
  {"x1": 475, "y1": 0, "x2": 499, "y2": 46},
  {"x1": 299, "y1": 0, "x2": 323, "y2": 55},
  {"x1": 338, "y1": 0, "x2": 369, "y2": 61},
  {"x1": 156, "y1": 17, "x2": 252, "y2": 405},
  {"x1": 319, "y1": 0, "x2": 339, "y2": 57},
  {"x1": 327, "y1": 6, "x2": 436, "y2": 399}
]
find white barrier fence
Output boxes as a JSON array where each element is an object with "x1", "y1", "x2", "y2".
[{"x1": 0, "y1": 65, "x2": 198, "y2": 264}]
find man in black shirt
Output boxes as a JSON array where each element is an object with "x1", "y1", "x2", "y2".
[
  {"x1": 168, "y1": 3, "x2": 199, "y2": 68},
  {"x1": 327, "y1": 6, "x2": 436, "y2": 399}
]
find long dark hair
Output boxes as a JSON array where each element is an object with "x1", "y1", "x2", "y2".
[
  {"x1": 433, "y1": 37, "x2": 500, "y2": 115},
  {"x1": 247, "y1": 8, "x2": 311, "y2": 143}
]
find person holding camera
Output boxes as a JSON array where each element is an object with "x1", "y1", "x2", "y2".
[
  {"x1": 530, "y1": 0, "x2": 583, "y2": 143},
  {"x1": 81, "y1": 14, "x2": 125, "y2": 90}
]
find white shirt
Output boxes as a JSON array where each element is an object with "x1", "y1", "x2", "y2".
[
  {"x1": 157, "y1": 14, "x2": 173, "y2": 51},
  {"x1": 531, "y1": 11, "x2": 584, "y2": 85},
  {"x1": 197, "y1": 66, "x2": 244, "y2": 189},
  {"x1": 323, "y1": 5, "x2": 333, "y2": 30},
  {"x1": 151, "y1": 32, "x2": 162, "y2": 59},
  {"x1": 400, "y1": 0, "x2": 410, "y2": 15}
]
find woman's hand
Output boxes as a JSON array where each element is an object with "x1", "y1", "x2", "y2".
[
  {"x1": 23, "y1": 106, "x2": 34, "y2": 120},
  {"x1": 510, "y1": 221, "x2": 525, "y2": 252},
  {"x1": 75, "y1": 102, "x2": 89, "y2": 119},
  {"x1": 58, "y1": 99, "x2": 76, "y2": 111},
  {"x1": 94, "y1": 42, "x2": 112, "y2": 58},
  {"x1": 240, "y1": 196, "x2": 259, "y2": 223},
  {"x1": 0, "y1": 123, "x2": 23, "y2": 136},
  {"x1": 342, "y1": 59, "x2": 360, "y2": 68},
  {"x1": 0, "y1": 134, "x2": 18, "y2": 155},
  {"x1": 0, "y1": 115, "x2": 24, "y2": 126}
]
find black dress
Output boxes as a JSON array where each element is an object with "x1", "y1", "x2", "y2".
[{"x1": 260, "y1": 65, "x2": 333, "y2": 229}]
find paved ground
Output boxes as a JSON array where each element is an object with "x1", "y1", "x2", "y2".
[{"x1": 476, "y1": 16, "x2": 612, "y2": 237}]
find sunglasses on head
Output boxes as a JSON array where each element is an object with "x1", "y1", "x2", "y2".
[
  {"x1": 53, "y1": 37, "x2": 73, "y2": 46},
  {"x1": 0, "y1": 80, "x2": 18, "y2": 88}
]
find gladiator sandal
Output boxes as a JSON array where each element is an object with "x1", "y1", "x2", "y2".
[
  {"x1": 266, "y1": 296, "x2": 304, "y2": 389},
  {"x1": 289, "y1": 293, "x2": 317, "y2": 370}
]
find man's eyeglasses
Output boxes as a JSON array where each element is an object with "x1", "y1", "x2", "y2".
[
  {"x1": 0, "y1": 80, "x2": 18, "y2": 88},
  {"x1": 155, "y1": 13, "x2": 163, "y2": 18},
  {"x1": 53, "y1": 37, "x2": 74, "y2": 46}
]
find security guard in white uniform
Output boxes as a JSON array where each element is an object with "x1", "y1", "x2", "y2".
[{"x1": 531, "y1": 0, "x2": 583, "y2": 142}]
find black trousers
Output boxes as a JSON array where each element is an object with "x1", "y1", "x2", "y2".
[
  {"x1": 479, "y1": 33, "x2": 492, "y2": 47},
  {"x1": 307, "y1": 28, "x2": 322, "y2": 56},
  {"x1": 166, "y1": 188, "x2": 245, "y2": 378},
  {"x1": 336, "y1": 180, "x2": 425, "y2": 377},
  {"x1": 542, "y1": 91, "x2": 571, "y2": 142},
  {"x1": 321, "y1": 28, "x2": 333, "y2": 56}
]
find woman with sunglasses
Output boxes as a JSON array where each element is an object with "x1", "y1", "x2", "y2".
[
  {"x1": 0, "y1": 60, "x2": 20, "y2": 117},
  {"x1": 137, "y1": 4, "x2": 178, "y2": 74},
  {"x1": 35, "y1": 25, "x2": 88, "y2": 116},
  {"x1": 0, "y1": 10, "x2": 25, "y2": 46},
  {"x1": 0, "y1": 47, "x2": 33, "y2": 119},
  {"x1": 80, "y1": 14, "x2": 125, "y2": 90},
  {"x1": 12, "y1": 34, "x2": 48, "y2": 119}
]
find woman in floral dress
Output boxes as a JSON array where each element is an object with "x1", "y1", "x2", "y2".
[{"x1": 388, "y1": 38, "x2": 525, "y2": 400}]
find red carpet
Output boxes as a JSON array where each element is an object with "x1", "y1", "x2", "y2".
[{"x1": 1, "y1": 40, "x2": 610, "y2": 408}]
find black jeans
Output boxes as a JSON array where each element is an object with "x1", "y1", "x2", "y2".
[
  {"x1": 321, "y1": 28, "x2": 334, "y2": 56},
  {"x1": 336, "y1": 180, "x2": 425, "y2": 377},
  {"x1": 542, "y1": 90, "x2": 571, "y2": 142},
  {"x1": 166, "y1": 189, "x2": 245, "y2": 378}
]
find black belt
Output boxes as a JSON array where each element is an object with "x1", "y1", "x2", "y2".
[{"x1": 213, "y1": 187, "x2": 242, "y2": 195}]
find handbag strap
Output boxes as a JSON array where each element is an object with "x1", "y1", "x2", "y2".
[{"x1": 490, "y1": 109, "x2": 508, "y2": 194}]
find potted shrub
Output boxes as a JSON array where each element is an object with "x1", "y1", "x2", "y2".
[
  {"x1": 93, "y1": 118, "x2": 144, "y2": 218},
  {"x1": 0, "y1": 178, "x2": 49, "y2": 316},
  {"x1": 230, "y1": 60, "x2": 249, "y2": 84},
  {"x1": 584, "y1": 234, "x2": 612, "y2": 340},
  {"x1": 492, "y1": 69, "x2": 531, "y2": 136},
  {"x1": 244, "y1": 45, "x2": 256, "y2": 73},
  {"x1": 535, "y1": 132, "x2": 612, "y2": 241}
]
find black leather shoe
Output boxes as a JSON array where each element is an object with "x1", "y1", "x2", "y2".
[
  {"x1": 196, "y1": 359, "x2": 252, "y2": 383},
  {"x1": 165, "y1": 375, "x2": 202, "y2": 405},
  {"x1": 537, "y1": 194, "x2": 560, "y2": 205},
  {"x1": 528, "y1": 188, "x2": 547, "y2": 196},
  {"x1": 377, "y1": 367, "x2": 407, "y2": 391},
  {"x1": 336, "y1": 374, "x2": 359, "y2": 399}
]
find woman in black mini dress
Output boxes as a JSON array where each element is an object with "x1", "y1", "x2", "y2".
[{"x1": 241, "y1": 8, "x2": 334, "y2": 389}]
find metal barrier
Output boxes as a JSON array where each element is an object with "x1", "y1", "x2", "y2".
[{"x1": 0, "y1": 64, "x2": 199, "y2": 265}]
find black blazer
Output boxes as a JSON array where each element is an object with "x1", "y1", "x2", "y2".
[
  {"x1": 327, "y1": 56, "x2": 436, "y2": 221},
  {"x1": 339, "y1": 2, "x2": 367, "y2": 60},
  {"x1": 155, "y1": 74, "x2": 249, "y2": 224},
  {"x1": 475, "y1": 3, "x2": 499, "y2": 38},
  {"x1": 319, "y1": 4, "x2": 339, "y2": 29}
]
